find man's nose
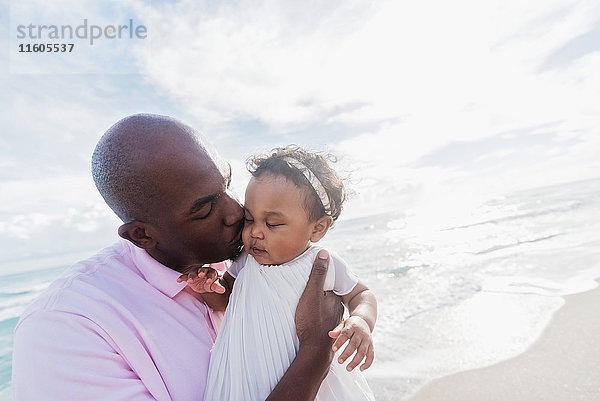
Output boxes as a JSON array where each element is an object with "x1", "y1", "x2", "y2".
[{"x1": 223, "y1": 191, "x2": 243, "y2": 226}]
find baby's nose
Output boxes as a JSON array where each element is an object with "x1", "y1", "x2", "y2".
[{"x1": 250, "y1": 226, "x2": 264, "y2": 239}]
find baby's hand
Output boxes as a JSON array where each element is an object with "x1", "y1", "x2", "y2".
[
  {"x1": 328, "y1": 316, "x2": 374, "y2": 372},
  {"x1": 177, "y1": 266, "x2": 226, "y2": 294}
]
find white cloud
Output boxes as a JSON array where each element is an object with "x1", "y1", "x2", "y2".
[
  {"x1": 140, "y1": 0, "x2": 599, "y2": 189},
  {"x1": 0, "y1": 175, "x2": 101, "y2": 214},
  {"x1": 142, "y1": 0, "x2": 490, "y2": 132},
  {"x1": 1, "y1": 0, "x2": 599, "y2": 258}
]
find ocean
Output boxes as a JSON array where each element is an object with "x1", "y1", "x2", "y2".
[{"x1": 1, "y1": 178, "x2": 600, "y2": 400}]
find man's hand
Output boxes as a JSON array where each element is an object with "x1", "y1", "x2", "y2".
[
  {"x1": 329, "y1": 316, "x2": 374, "y2": 371},
  {"x1": 296, "y1": 250, "x2": 344, "y2": 350},
  {"x1": 177, "y1": 266, "x2": 226, "y2": 294}
]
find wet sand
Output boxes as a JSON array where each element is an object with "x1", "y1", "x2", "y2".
[{"x1": 407, "y1": 284, "x2": 600, "y2": 401}]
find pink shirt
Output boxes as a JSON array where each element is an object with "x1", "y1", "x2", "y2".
[{"x1": 12, "y1": 240, "x2": 224, "y2": 401}]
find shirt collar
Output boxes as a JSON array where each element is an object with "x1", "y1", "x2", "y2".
[{"x1": 124, "y1": 239, "x2": 188, "y2": 298}]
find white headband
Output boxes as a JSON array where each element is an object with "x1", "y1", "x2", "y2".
[{"x1": 281, "y1": 156, "x2": 331, "y2": 215}]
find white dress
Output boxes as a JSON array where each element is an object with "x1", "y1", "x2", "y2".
[{"x1": 204, "y1": 246, "x2": 375, "y2": 401}]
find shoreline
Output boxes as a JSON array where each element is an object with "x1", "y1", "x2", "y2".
[{"x1": 406, "y1": 283, "x2": 600, "y2": 401}]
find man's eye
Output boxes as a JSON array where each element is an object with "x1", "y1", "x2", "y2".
[{"x1": 193, "y1": 204, "x2": 213, "y2": 220}]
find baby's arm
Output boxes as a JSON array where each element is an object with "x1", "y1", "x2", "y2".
[
  {"x1": 177, "y1": 268, "x2": 236, "y2": 312},
  {"x1": 329, "y1": 281, "x2": 377, "y2": 371}
]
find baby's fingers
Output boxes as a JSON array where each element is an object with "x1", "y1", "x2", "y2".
[
  {"x1": 330, "y1": 324, "x2": 350, "y2": 352},
  {"x1": 360, "y1": 345, "x2": 375, "y2": 371},
  {"x1": 187, "y1": 270, "x2": 198, "y2": 283},
  {"x1": 209, "y1": 280, "x2": 226, "y2": 294},
  {"x1": 176, "y1": 274, "x2": 189, "y2": 283},
  {"x1": 194, "y1": 267, "x2": 226, "y2": 294},
  {"x1": 337, "y1": 335, "x2": 360, "y2": 365},
  {"x1": 345, "y1": 341, "x2": 369, "y2": 371},
  {"x1": 198, "y1": 268, "x2": 218, "y2": 292},
  {"x1": 329, "y1": 322, "x2": 344, "y2": 339}
]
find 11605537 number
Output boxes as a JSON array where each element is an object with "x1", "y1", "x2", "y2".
[{"x1": 18, "y1": 43, "x2": 74, "y2": 53}]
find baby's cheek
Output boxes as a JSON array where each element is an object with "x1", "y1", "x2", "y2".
[{"x1": 241, "y1": 226, "x2": 251, "y2": 248}]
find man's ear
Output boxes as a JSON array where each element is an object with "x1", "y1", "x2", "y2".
[
  {"x1": 118, "y1": 221, "x2": 158, "y2": 250},
  {"x1": 310, "y1": 216, "x2": 334, "y2": 242}
]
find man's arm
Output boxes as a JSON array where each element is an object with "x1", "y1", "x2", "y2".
[
  {"x1": 12, "y1": 311, "x2": 159, "y2": 401},
  {"x1": 266, "y1": 250, "x2": 343, "y2": 401}
]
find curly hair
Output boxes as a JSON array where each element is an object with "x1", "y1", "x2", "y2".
[{"x1": 246, "y1": 145, "x2": 346, "y2": 222}]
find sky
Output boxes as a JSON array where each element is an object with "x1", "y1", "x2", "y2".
[{"x1": 1, "y1": 0, "x2": 599, "y2": 272}]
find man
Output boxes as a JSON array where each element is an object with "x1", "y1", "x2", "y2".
[{"x1": 12, "y1": 114, "x2": 342, "y2": 400}]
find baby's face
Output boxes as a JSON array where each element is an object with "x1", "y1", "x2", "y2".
[{"x1": 242, "y1": 173, "x2": 315, "y2": 265}]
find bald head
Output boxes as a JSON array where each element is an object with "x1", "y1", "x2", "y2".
[{"x1": 92, "y1": 114, "x2": 213, "y2": 223}]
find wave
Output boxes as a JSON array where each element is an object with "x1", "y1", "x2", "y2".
[
  {"x1": 398, "y1": 283, "x2": 483, "y2": 323},
  {"x1": 0, "y1": 305, "x2": 29, "y2": 326},
  {"x1": 0, "y1": 282, "x2": 50, "y2": 295},
  {"x1": 442, "y1": 200, "x2": 583, "y2": 231},
  {"x1": 0, "y1": 290, "x2": 31, "y2": 298},
  {"x1": 470, "y1": 233, "x2": 562, "y2": 255},
  {"x1": 0, "y1": 284, "x2": 49, "y2": 324},
  {"x1": 0, "y1": 316, "x2": 19, "y2": 332}
]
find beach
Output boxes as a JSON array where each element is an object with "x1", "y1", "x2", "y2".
[
  {"x1": 2, "y1": 179, "x2": 600, "y2": 400},
  {"x1": 407, "y1": 281, "x2": 600, "y2": 401}
]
